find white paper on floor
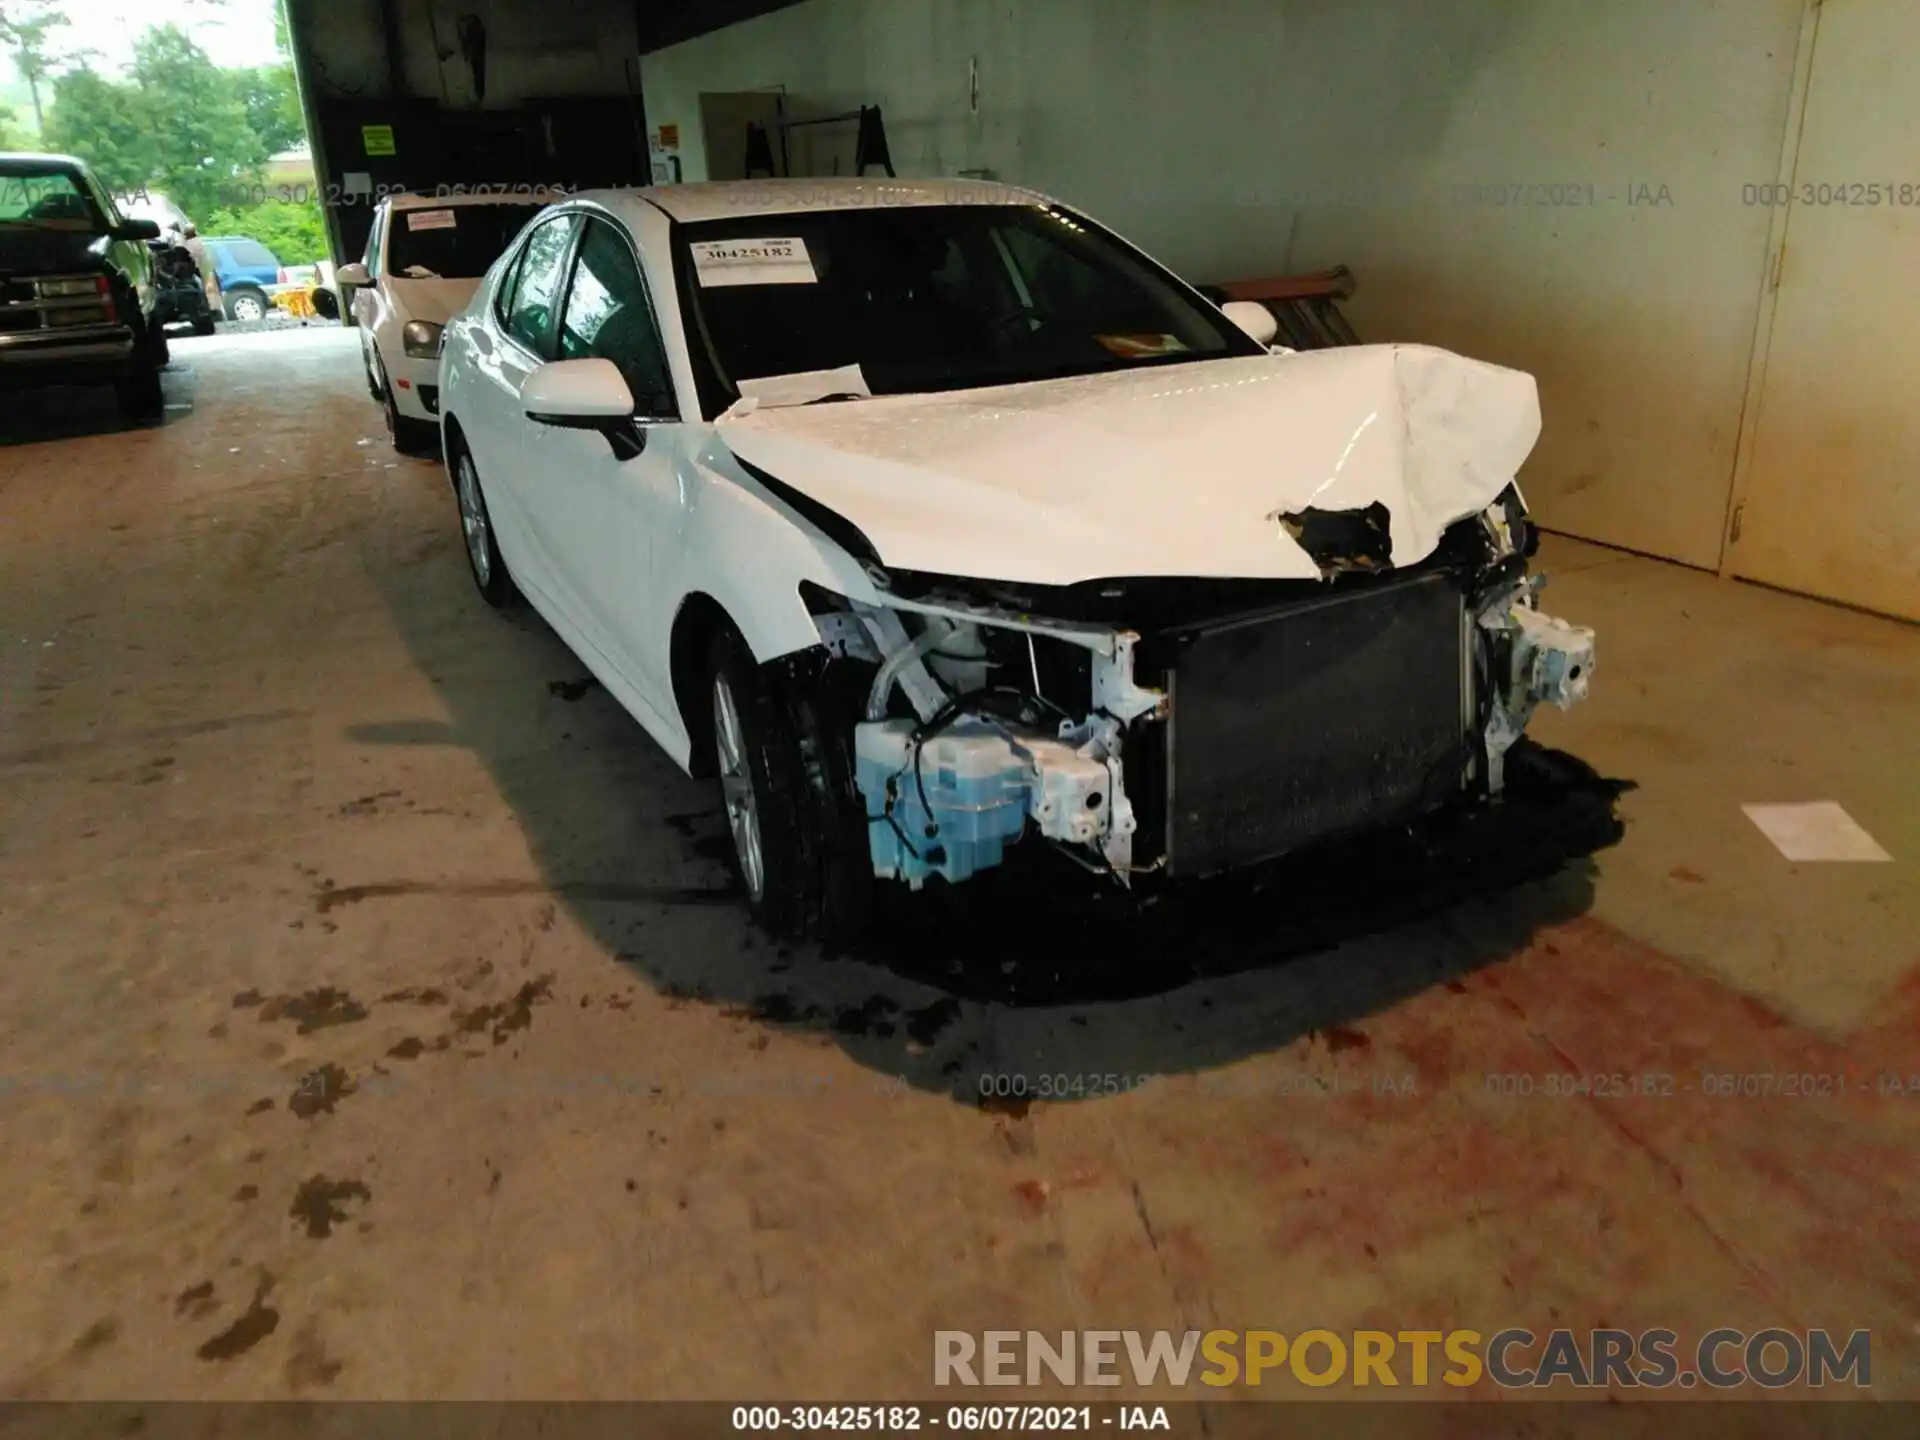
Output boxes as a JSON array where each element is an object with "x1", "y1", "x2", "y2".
[{"x1": 1742, "y1": 802, "x2": 1892, "y2": 862}]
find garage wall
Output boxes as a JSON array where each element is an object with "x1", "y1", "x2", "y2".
[{"x1": 639, "y1": 0, "x2": 1808, "y2": 570}]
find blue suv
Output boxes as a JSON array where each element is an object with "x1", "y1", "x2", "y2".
[{"x1": 202, "y1": 236, "x2": 284, "y2": 322}]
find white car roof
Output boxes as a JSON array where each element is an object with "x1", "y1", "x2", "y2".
[
  {"x1": 608, "y1": 177, "x2": 1052, "y2": 224},
  {"x1": 385, "y1": 190, "x2": 561, "y2": 211}
]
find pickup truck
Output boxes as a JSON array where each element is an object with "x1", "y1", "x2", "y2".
[{"x1": 0, "y1": 151, "x2": 167, "y2": 419}]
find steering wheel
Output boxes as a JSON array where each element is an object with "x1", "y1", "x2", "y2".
[{"x1": 982, "y1": 304, "x2": 1045, "y2": 342}]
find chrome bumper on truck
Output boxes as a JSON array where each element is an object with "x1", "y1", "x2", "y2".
[{"x1": 0, "y1": 319, "x2": 139, "y2": 388}]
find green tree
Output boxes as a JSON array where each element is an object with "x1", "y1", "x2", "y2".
[
  {"x1": 37, "y1": 2, "x2": 303, "y2": 228},
  {"x1": 0, "y1": 3, "x2": 68, "y2": 132},
  {"x1": 42, "y1": 66, "x2": 154, "y2": 190},
  {"x1": 230, "y1": 65, "x2": 304, "y2": 158},
  {"x1": 125, "y1": 24, "x2": 265, "y2": 218},
  {"x1": 202, "y1": 197, "x2": 326, "y2": 265},
  {"x1": 0, "y1": 99, "x2": 27, "y2": 149}
]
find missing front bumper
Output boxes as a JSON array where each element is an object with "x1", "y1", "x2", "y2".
[
  {"x1": 1155, "y1": 570, "x2": 1473, "y2": 877},
  {"x1": 837, "y1": 567, "x2": 1593, "y2": 891}
]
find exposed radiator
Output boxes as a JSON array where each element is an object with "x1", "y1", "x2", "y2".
[{"x1": 1161, "y1": 571, "x2": 1473, "y2": 877}]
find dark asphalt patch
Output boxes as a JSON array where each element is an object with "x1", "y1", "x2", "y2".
[{"x1": 288, "y1": 1177, "x2": 371, "y2": 1239}]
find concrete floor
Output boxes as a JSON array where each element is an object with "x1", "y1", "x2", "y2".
[{"x1": 0, "y1": 328, "x2": 1914, "y2": 1407}]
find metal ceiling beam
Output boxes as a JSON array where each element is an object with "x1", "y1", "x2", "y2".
[{"x1": 636, "y1": 0, "x2": 812, "y2": 54}]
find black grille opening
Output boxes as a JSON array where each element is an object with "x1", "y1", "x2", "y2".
[{"x1": 1161, "y1": 571, "x2": 1470, "y2": 876}]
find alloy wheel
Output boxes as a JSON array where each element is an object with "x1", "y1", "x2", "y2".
[
  {"x1": 456, "y1": 455, "x2": 491, "y2": 587},
  {"x1": 712, "y1": 675, "x2": 765, "y2": 901}
]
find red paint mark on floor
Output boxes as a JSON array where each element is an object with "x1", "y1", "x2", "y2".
[
  {"x1": 1322, "y1": 1025, "x2": 1370, "y2": 1054},
  {"x1": 1010, "y1": 1180, "x2": 1049, "y2": 1216},
  {"x1": 1194, "y1": 913, "x2": 1919, "y2": 1370}
]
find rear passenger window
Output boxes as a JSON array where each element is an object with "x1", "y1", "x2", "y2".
[
  {"x1": 502, "y1": 215, "x2": 578, "y2": 357},
  {"x1": 493, "y1": 247, "x2": 525, "y2": 321}
]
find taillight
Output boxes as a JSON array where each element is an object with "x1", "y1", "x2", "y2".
[
  {"x1": 96, "y1": 275, "x2": 112, "y2": 295},
  {"x1": 277, "y1": 268, "x2": 289, "y2": 285}
]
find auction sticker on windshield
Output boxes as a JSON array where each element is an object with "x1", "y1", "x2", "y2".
[
  {"x1": 408, "y1": 209, "x2": 458, "y2": 231},
  {"x1": 689, "y1": 237, "x2": 817, "y2": 287}
]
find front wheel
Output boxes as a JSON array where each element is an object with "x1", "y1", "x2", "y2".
[
  {"x1": 384, "y1": 381, "x2": 440, "y2": 456},
  {"x1": 114, "y1": 320, "x2": 165, "y2": 421},
  {"x1": 225, "y1": 288, "x2": 268, "y2": 323},
  {"x1": 706, "y1": 630, "x2": 873, "y2": 942},
  {"x1": 191, "y1": 313, "x2": 216, "y2": 337},
  {"x1": 451, "y1": 442, "x2": 518, "y2": 609}
]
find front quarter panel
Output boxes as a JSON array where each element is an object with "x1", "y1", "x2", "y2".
[{"x1": 646, "y1": 433, "x2": 885, "y2": 691}]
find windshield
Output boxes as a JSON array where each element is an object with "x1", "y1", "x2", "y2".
[
  {"x1": 676, "y1": 203, "x2": 1260, "y2": 408},
  {"x1": 218, "y1": 240, "x2": 278, "y2": 269},
  {"x1": 0, "y1": 169, "x2": 105, "y2": 230},
  {"x1": 386, "y1": 203, "x2": 544, "y2": 280}
]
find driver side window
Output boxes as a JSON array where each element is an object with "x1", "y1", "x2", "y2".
[{"x1": 557, "y1": 219, "x2": 676, "y2": 417}]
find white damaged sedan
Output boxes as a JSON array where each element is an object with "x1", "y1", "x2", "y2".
[{"x1": 438, "y1": 178, "x2": 1595, "y2": 939}]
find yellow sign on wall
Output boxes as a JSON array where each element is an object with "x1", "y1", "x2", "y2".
[{"x1": 361, "y1": 125, "x2": 397, "y2": 157}]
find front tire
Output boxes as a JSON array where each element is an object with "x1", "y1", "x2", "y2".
[
  {"x1": 225, "y1": 288, "x2": 268, "y2": 323},
  {"x1": 706, "y1": 630, "x2": 873, "y2": 942},
  {"x1": 451, "y1": 441, "x2": 518, "y2": 609},
  {"x1": 191, "y1": 313, "x2": 217, "y2": 337},
  {"x1": 114, "y1": 320, "x2": 165, "y2": 422},
  {"x1": 384, "y1": 380, "x2": 440, "y2": 457}
]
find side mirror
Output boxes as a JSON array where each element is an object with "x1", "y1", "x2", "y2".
[
  {"x1": 524, "y1": 358, "x2": 636, "y2": 425},
  {"x1": 311, "y1": 287, "x2": 341, "y2": 321},
  {"x1": 523, "y1": 359, "x2": 644, "y2": 458},
  {"x1": 336, "y1": 262, "x2": 372, "y2": 288},
  {"x1": 1221, "y1": 300, "x2": 1279, "y2": 347},
  {"x1": 118, "y1": 218, "x2": 163, "y2": 242}
]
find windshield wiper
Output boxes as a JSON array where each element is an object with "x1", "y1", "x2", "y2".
[
  {"x1": 400, "y1": 265, "x2": 442, "y2": 279},
  {"x1": 801, "y1": 391, "x2": 866, "y2": 406}
]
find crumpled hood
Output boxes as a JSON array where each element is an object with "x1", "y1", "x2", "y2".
[
  {"x1": 715, "y1": 344, "x2": 1541, "y2": 586},
  {"x1": 0, "y1": 228, "x2": 111, "y2": 277},
  {"x1": 387, "y1": 275, "x2": 484, "y2": 326}
]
